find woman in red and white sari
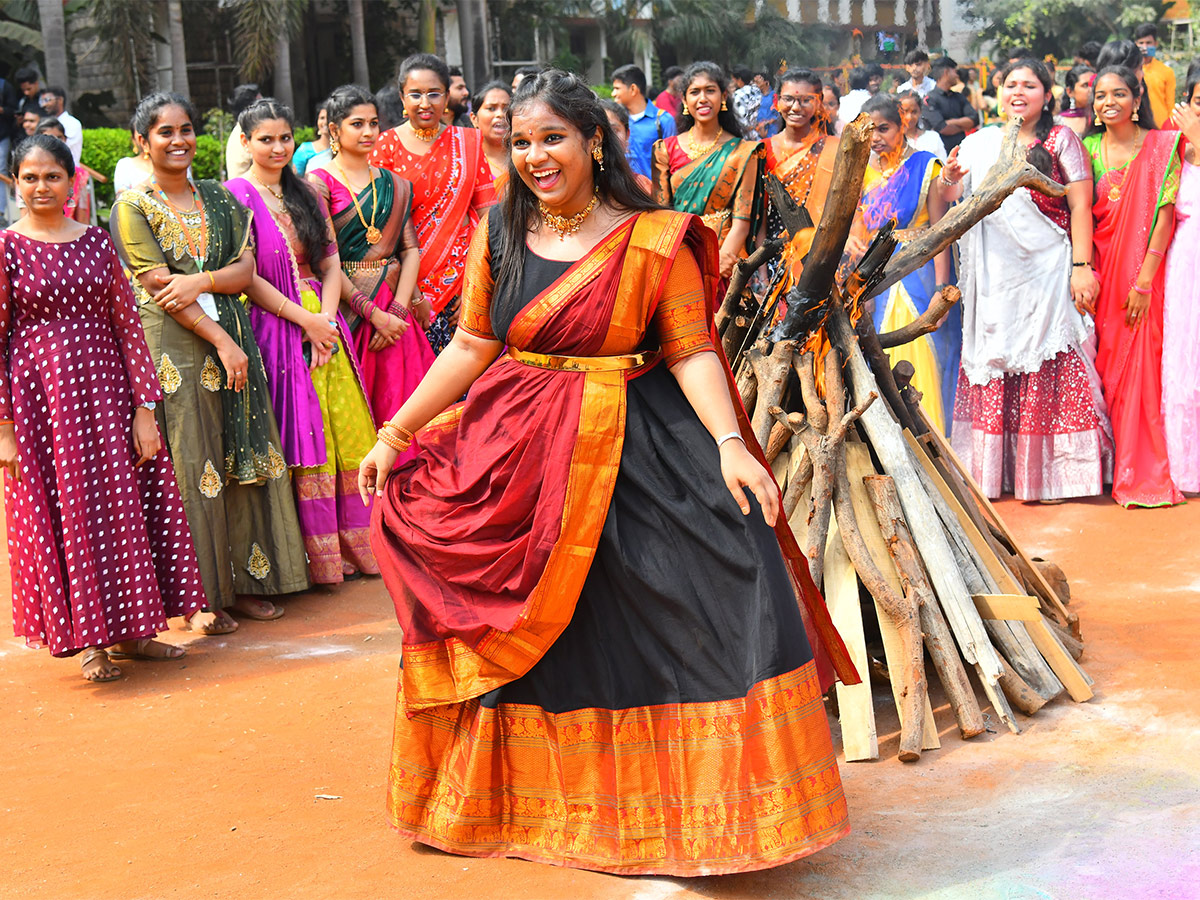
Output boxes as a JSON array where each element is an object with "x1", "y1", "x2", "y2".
[{"x1": 370, "y1": 53, "x2": 495, "y2": 354}]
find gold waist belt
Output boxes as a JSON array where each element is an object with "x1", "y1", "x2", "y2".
[
  {"x1": 700, "y1": 209, "x2": 731, "y2": 230},
  {"x1": 506, "y1": 347, "x2": 660, "y2": 372},
  {"x1": 342, "y1": 258, "x2": 396, "y2": 275}
]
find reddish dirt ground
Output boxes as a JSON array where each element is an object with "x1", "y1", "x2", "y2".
[{"x1": 2, "y1": 496, "x2": 1197, "y2": 900}]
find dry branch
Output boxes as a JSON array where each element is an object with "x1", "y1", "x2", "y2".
[
  {"x1": 748, "y1": 339, "x2": 797, "y2": 449},
  {"x1": 864, "y1": 475, "x2": 986, "y2": 739},
  {"x1": 715, "y1": 238, "x2": 782, "y2": 335},
  {"x1": 878, "y1": 285, "x2": 962, "y2": 349}
]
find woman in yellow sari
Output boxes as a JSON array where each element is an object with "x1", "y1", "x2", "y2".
[
  {"x1": 651, "y1": 61, "x2": 765, "y2": 277},
  {"x1": 359, "y1": 69, "x2": 854, "y2": 876}
]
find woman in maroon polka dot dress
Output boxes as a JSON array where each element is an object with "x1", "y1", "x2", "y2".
[{"x1": 0, "y1": 135, "x2": 206, "y2": 682}]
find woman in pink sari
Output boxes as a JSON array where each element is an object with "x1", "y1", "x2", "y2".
[
  {"x1": 370, "y1": 54, "x2": 495, "y2": 354},
  {"x1": 1085, "y1": 66, "x2": 1184, "y2": 507},
  {"x1": 308, "y1": 85, "x2": 434, "y2": 448}
]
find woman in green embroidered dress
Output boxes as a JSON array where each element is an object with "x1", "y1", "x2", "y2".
[
  {"x1": 651, "y1": 61, "x2": 765, "y2": 278},
  {"x1": 110, "y1": 92, "x2": 310, "y2": 634}
]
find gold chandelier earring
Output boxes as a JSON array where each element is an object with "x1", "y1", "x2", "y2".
[
  {"x1": 1094, "y1": 114, "x2": 1101, "y2": 126},
  {"x1": 721, "y1": 98, "x2": 728, "y2": 111},
  {"x1": 1133, "y1": 109, "x2": 1140, "y2": 122},
  {"x1": 330, "y1": 133, "x2": 340, "y2": 154},
  {"x1": 592, "y1": 145, "x2": 604, "y2": 170}
]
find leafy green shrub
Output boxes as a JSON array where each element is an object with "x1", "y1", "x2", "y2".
[
  {"x1": 192, "y1": 134, "x2": 223, "y2": 181},
  {"x1": 81, "y1": 128, "x2": 136, "y2": 207},
  {"x1": 592, "y1": 83, "x2": 614, "y2": 100},
  {"x1": 294, "y1": 126, "x2": 316, "y2": 145}
]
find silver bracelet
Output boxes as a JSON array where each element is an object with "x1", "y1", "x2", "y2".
[{"x1": 715, "y1": 431, "x2": 744, "y2": 448}]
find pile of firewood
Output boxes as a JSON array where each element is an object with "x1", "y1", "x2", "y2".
[{"x1": 724, "y1": 115, "x2": 1092, "y2": 762}]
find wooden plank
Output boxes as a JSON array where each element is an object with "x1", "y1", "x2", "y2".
[
  {"x1": 844, "y1": 441, "x2": 939, "y2": 750},
  {"x1": 825, "y1": 510, "x2": 878, "y2": 761},
  {"x1": 973, "y1": 593, "x2": 1041, "y2": 622},
  {"x1": 914, "y1": 406, "x2": 1076, "y2": 630},
  {"x1": 1027, "y1": 618, "x2": 1094, "y2": 703},
  {"x1": 903, "y1": 430, "x2": 1024, "y2": 595}
]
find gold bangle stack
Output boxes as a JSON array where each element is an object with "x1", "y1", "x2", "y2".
[{"x1": 377, "y1": 420, "x2": 415, "y2": 452}]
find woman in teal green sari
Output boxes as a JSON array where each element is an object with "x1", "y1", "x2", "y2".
[
  {"x1": 111, "y1": 92, "x2": 310, "y2": 634},
  {"x1": 651, "y1": 61, "x2": 765, "y2": 277}
]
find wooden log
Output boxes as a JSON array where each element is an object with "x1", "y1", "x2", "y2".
[
  {"x1": 764, "y1": 418, "x2": 796, "y2": 465},
  {"x1": 715, "y1": 237, "x2": 782, "y2": 335},
  {"x1": 834, "y1": 460, "x2": 927, "y2": 761},
  {"x1": 843, "y1": 443, "x2": 939, "y2": 751},
  {"x1": 782, "y1": 447, "x2": 814, "y2": 520},
  {"x1": 827, "y1": 302, "x2": 1007, "y2": 686},
  {"x1": 870, "y1": 116, "x2": 1068, "y2": 299},
  {"x1": 863, "y1": 475, "x2": 986, "y2": 740},
  {"x1": 825, "y1": 512, "x2": 878, "y2": 761},
  {"x1": 854, "y1": 310, "x2": 920, "y2": 435},
  {"x1": 878, "y1": 286, "x2": 962, "y2": 349},
  {"x1": 997, "y1": 656, "x2": 1049, "y2": 716},
  {"x1": 748, "y1": 339, "x2": 797, "y2": 450},
  {"x1": 974, "y1": 594, "x2": 1093, "y2": 703}
]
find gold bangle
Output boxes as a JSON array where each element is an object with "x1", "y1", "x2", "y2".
[
  {"x1": 190, "y1": 311, "x2": 209, "y2": 331},
  {"x1": 275, "y1": 296, "x2": 288, "y2": 316},
  {"x1": 376, "y1": 428, "x2": 411, "y2": 452},
  {"x1": 207, "y1": 271, "x2": 216, "y2": 290},
  {"x1": 380, "y1": 420, "x2": 416, "y2": 444}
]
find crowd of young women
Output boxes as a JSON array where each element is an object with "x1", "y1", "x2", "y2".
[{"x1": 2, "y1": 52, "x2": 497, "y2": 682}]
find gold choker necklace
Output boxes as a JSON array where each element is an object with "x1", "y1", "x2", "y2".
[
  {"x1": 412, "y1": 123, "x2": 440, "y2": 142},
  {"x1": 539, "y1": 192, "x2": 600, "y2": 239}
]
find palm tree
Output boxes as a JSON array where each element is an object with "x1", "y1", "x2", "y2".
[
  {"x1": 166, "y1": 0, "x2": 189, "y2": 97},
  {"x1": 274, "y1": 32, "x2": 294, "y2": 109},
  {"x1": 417, "y1": 0, "x2": 437, "y2": 54},
  {"x1": 233, "y1": 0, "x2": 305, "y2": 85},
  {"x1": 348, "y1": 0, "x2": 368, "y2": 88},
  {"x1": 36, "y1": 0, "x2": 69, "y2": 90}
]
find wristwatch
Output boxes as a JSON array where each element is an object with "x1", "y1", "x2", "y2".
[{"x1": 138, "y1": 401, "x2": 157, "y2": 411}]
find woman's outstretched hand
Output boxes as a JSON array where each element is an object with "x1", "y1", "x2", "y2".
[
  {"x1": 720, "y1": 438, "x2": 779, "y2": 527},
  {"x1": 358, "y1": 439, "x2": 400, "y2": 505}
]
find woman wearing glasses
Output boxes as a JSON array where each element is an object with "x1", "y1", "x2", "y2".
[{"x1": 370, "y1": 54, "x2": 496, "y2": 354}]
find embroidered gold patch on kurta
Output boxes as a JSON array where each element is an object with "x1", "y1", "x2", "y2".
[
  {"x1": 199, "y1": 459, "x2": 223, "y2": 498},
  {"x1": 246, "y1": 542, "x2": 272, "y2": 580},
  {"x1": 200, "y1": 355, "x2": 222, "y2": 392},
  {"x1": 158, "y1": 353, "x2": 181, "y2": 394}
]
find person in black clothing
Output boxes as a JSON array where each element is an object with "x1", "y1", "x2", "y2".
[
  {"x1": 0, "y1": 73, "x2": 19, "y2": 174},
  {"x1": 13, "y1": 68, "x2": 42, "y2": 118},
  {"x1": 922, "y1": 56, "x2": 978, "y2": 151}
]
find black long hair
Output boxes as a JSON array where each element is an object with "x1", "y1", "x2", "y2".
[
  {"x1": 1085, "y1": 65, "x2": 1156, "y2": 137},
  {"x1": 1188, "y1": 59, "x2": 1200, "y2": 106},
  {"x1": 132, "y1": 91, "x2": 198, "y2": 140},
  {"x1": 10, "y1": 132, "x2": 74, "y2": 179},
  {"x1": 325, "y1": 83, "x2": 377, "y2": 145},
  {"x1": 779, "y1": 67, "x2": 834, "y2": 136},
  {"x1": 677, "y1": 61, "x2": 743, "y2": 136},
  {"x1": 495, "y1": 68, "x2": 659, "y2": 306},
  {"x1": 1096, "y1": 41, "x2": 1155, "y2": 127},
  {"x1": 999, "y1": 58, "x2": 1057, "y2": 177},
  {"x1": 397, "y1": 53, "x2": 450, "y2": 91},
  {"x1": 238, "y1": 98, "x2": 331, "y2": 276},
  {"x1": 1065, "y1": 64, "x2": 1096, "y2": 109}
]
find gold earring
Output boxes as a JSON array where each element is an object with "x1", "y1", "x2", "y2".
[
  {"x1": 592, "y1": 145, "x2": 604, "y2": 170},
  {"x1": 142, "y1": 149, "x2": 150, "y2": 160},
  {"x1": 330, "y1": 134, "x2": 340, "y2": 154},
  {"x1": 1133, "y1": 109, "x2": 1140, "y2": 122},
  {"x1": 721, "y1": 98, "x2": 728, "y2": 111},
  {"x1": 1094, "y1": 115, "x2": 1101, "y2": 125}
]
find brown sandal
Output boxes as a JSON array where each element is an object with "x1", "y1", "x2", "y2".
[
  {"x1": 80, "y1": 648, "x2": 122, "y2": 683},
  {"x1": 107, "y1": 638, "x2": 187, "y2": 661}
]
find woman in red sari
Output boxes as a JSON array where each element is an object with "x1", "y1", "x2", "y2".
[
  {"x1": 370, "y1": 53, "x2": 496, "y2": 354},
  {"x1": 1085, "y1": 66, "x2": 1184, "y2": 507},
  {"x1": 358, "y1": 70, "x2": 855, "y2": 876}
]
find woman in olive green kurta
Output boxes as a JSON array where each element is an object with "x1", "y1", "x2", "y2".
[{"x1": 111, "y1": 160, "x2": 309, "y2": 625}]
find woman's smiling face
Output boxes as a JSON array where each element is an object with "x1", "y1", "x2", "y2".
[{"x1": 510, "y1": 100, "x2": 598, "y2": 213}]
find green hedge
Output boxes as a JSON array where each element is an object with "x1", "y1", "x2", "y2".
[{"x1": 83, "y1": 128, "x2": 312, "y2": 207}]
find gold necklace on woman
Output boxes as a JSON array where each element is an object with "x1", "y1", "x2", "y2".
[
  {"x1": 685, "y1": 130, "x2": 723, "y2": 159},
  {"x1": 411, "y1": 122, "x2": 442, "y2": 143},
  {"x1": 152, "y1": 179, "x2": 208, "y2": 269},
  {"x1": 249, "y1": 171, "x2": 285, "y2": 203},
  {"x1": 539, "y1": 191, "x2": 600, "y2": 239},
  {"x1": 1101, "y1": 129, "x2": 1144, "y2": 202},
  {"x1": 335, "y1": 159, "x2": 381, "y2": 244}
]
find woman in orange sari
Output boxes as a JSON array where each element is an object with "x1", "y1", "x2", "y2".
[
  {"x1": 370, "y1": 53, "x2": 496, "y2": 353},
  {"x1": 765, "y1": 68, "x2": 838, "y2": 238},
  {"x1": 358, "y1": 70, "x2": 854, "y2": 876},
  {"x1": 651, "y1": 61, "x2": 765, "y2": 277},
  {"x1": 1086, "y1": 66, "x2": 1184, "y2": 507}
]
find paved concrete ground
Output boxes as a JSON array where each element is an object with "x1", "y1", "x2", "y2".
[{"x1": 1, "y1": 497, "x2": 1196, "y2": 900}]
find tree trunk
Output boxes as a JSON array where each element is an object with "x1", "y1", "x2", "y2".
[
  {"x1": 418, "y1": 0, "x2": 438, "y2": 54},
  {"x1": 37, "y1": 0, "x2": 69, "y2": 94},
  {"x1": 348, "y1": 0, "x2": 370, "y2": 88},
  {"x1": 274, "y1": 31, "x2": 294, "y2": 110},
  {"x1": 167, "y1": 0, "x2": 190, "y2": 99}
]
